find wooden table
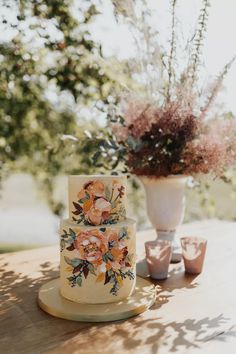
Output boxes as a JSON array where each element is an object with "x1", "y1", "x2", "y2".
[{"x1": 1, "y1": 220, "x2": 236, "y2": 354}]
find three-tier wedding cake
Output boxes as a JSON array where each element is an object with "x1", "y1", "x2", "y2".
[{"x1": 59, "y1": 175, "x2": 136, "y2": 304}]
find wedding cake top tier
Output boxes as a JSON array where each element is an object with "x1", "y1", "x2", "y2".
[{"x1": 68, "y1": 175, "x2": 127, "y2": 226}]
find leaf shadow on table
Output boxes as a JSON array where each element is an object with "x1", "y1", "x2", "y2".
[
  {"x1": 119, "y1": 314, "x2": 233, "y2": 354},
  {"x1": 137, "y1": 258, "x2": 199, "y2": 307},
  {"x1": 115, "y1": 262, "x2": 235, "y2": 354},
  {"x1": 49, "y1": 264, "x2": 235, "y2": 354},
  {"x1": 0, "y1": 259, "x2": 92, "y2": 354},
  {"x1": 1, "y1": 257, "x2": 235, "y2": 354},
  {"x1": 151, "y1": 265, "x2": 200, "y2": 309},
  {"x1": 54, "y1": 312, "x2": 234, "y2": 354}
]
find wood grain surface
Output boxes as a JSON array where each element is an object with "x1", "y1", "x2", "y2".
[{"x1": 1, "y1": 220, "x2": 236, "y2": 354}]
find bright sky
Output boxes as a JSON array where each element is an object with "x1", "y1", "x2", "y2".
[{"x1": 91, "y1": 0, "x2": 236, "y2": 114}]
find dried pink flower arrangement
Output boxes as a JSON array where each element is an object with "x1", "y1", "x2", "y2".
[
  {"x1": 111, "y1": 100, "x2": 236, "y2": 177},
  {"x1": 108, "y1": 0, "x2": 236, "y2": 178}
]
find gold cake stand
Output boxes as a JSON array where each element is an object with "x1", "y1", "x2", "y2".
[{"x1": 38, "y1": 276, "x2": 156, "y2": 322}]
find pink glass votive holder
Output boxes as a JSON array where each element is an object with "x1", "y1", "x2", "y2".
[
  {"x1": 145, "y1": 240, "x2": 172, "y2": 280},
  {"x1": 180, "y1": 237, "x2": 207, "y2": 274}
]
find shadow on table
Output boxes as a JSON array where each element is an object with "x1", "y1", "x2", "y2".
[
  {"x1": 41, "y1": 264, "x2": 234, "y2": 354},
  {"x1": 0, "y1": 259, "x2": 92, "y2": 354},
  {"x1": 137, "y1": 257, "x2": 199, "y2": 307},
  {"x1": 52, "y1": 312, "x2": 234, "y2": 354},
  {"x1": 152, "y1": 266, "x2": 200, "y2": 309},
  {"x1": 66, "y1": 264, "x2": 234, "y2": 354},
  {"x1": 0, "y1": 258, "x2": 235, "y2": 354}
]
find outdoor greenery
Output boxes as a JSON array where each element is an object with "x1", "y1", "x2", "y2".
[
  {"x1": 0, "y1": 0, "x2": 236, "y2": 226},
  {"x1": 0, "y1": 0, "x2": 121, "y2": 215}
]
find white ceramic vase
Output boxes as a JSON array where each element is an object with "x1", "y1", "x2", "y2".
[{"x1": 140, "y1": 175, "x2": 188, "y2": 262}]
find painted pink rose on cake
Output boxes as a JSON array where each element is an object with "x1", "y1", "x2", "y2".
[
  {"x1": 71, "y1": 180, "x2": 126, "y2": 226},
  {"x1": 61, "y1": 227, "x2": 135, "y2": 296}
]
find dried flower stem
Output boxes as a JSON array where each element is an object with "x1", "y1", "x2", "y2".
[
  {"x1": 167, "y1": 0, "x2": 177, "y2": 102},
  {"x1": 200, "y1": 55, "x2": 236, "y2": 119},
  {"x1": 190, "y1": 0, "x2": 210, "y2": 84}
]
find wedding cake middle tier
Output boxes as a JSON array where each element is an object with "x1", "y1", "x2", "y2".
[{"x1": 60, "y1": 218, "x2": 136, "y2": 304}]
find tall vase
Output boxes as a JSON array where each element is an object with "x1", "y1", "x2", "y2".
[{"x1": 140, "y1": 175, "x2": 188, "y2": 263}]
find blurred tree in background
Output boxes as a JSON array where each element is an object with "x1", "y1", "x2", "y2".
[
  {"x1": 0, "y1": 0, "x2": 120, "y2": 215},
  {"x1": 0, "y1": 0, "x2": 236, "y2": 226}
]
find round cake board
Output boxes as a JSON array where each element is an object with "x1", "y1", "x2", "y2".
[{"x1": 38, "y1": 276, "x2": 156, "y2": 322}]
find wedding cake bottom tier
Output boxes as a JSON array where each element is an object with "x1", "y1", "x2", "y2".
[{"x1": 59, "y1": 218, "x2": 136, "y2": 304}]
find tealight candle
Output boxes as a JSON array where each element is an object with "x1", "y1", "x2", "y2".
[
  {"x1": 180, "y1": 237, "x2": 207, "y2": 274},
  {"x1": 145, "y1": 240, "x2": 172, "y2": 280}
]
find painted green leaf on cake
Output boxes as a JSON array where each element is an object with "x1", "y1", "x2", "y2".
[
  {"x1": 64, "y1": 256, "x2": 82, "y2": 267},
  {"x1": 105, "y1": 186, "x2": 111, "y2": 201},
  {"x1": 69, "y1": 228, "x2": 76, "y2": 238},
  {"x1": 106, "y1": 251, "x2": 114, "y2": 261},
  {"x1": 88, "y1": 263, "x2": 96, "y2": 275},
  {"x1": 76, "y1": 276, "x2": 82, "y2": 286},
  {"x1": 118, "y1": 227, "x2": 128, "y2": 240},
  {"x1": 75, "y1": 216, "x2": 84, "y2": 224},
  {"x1": 73, "y1": 264, "x2": 83, "y2": 274},
  {"x1": 60, "y1": 228, "x2": 77, "y2": 251},
  {"x1": 102, "y1": 253, "x2": 112, "y2": 263},
  {"x1": 111, "y1": 201, "x2": 117, "y2": 209},
  {"x1": 60, "y1": 240, "x2": 66, "y2": 251}
]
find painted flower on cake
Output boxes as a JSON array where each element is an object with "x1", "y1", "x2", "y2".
[
  {"x1": 72, "y1": 179, "x2": 126, "y2": 225},
  {"x1": 85, "y1": 180, "x2": 104, "y2": 197},
  {"x1": 73, "y1": 229, "x2": 107, "y2": 263},
  {"x1": 62, "y1": 226, "x2": 135, "y2": 295}
]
